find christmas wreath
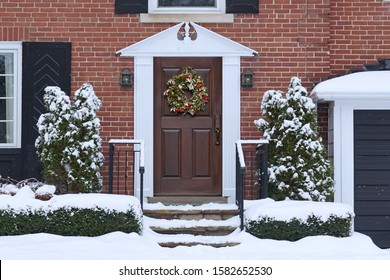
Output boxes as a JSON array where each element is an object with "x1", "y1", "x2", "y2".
[{"x1": 163, "y1": 67, "x2": 208, "y2": 116}]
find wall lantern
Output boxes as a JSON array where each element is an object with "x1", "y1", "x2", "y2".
[
  {"x1": 120, "y1": 68, "x2": 133, "y2": 88},
  {"x1": 241, "y1": 69, "x2": 254, "y2": 87}
]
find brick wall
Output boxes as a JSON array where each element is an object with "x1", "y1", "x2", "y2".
[
  {"x1": 238, "y1": 0, "x2": 331, "y2": 139},
  {"x1": 1, "y1": 0, "x2": 389, "y2": 188},
  {"x1": 329, "y1": 0, "x2": 390, "y2": 77}
]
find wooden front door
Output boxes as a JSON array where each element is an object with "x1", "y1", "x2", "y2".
[{"x1": 154, "y1": 57, "x2": 222, "y2": 196}]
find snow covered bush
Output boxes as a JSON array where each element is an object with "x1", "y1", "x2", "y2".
[
  {"x1": 245, "y1": 199, "x2": 354, "y2": 241},
  {"x1": 64, "y1": 83, "x2": 104, "y2": 193},
  {"x1": 36, "y1": 83, "x2": 103, "y2": 193},
  {"x1": 35, "y1": 86, "x2": 71, "y2": 189},
  {"x1": 0, "y1": 191, "x2": 142, "y2": 236},
  {"x1": 254, "y1": 77, "x2": 334, "y2": 201}
]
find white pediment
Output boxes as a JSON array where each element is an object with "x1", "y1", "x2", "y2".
[{"x1": 116, "y1": 22, "x2": 258, "y2": 57}]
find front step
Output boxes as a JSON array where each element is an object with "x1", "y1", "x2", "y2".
[
  {"x1": 159, "y1": 241, "x2": 240, "y2": 248},
  {"x1": 143, "y1": 209, "x2": 239, "y2": 221},
  {"x1": 147, "y1": 196, "x2": 228, "y2": 205},
  {"x1": 144, "y1": 204, "x2": 241, "y2": 248},
  {"x1": 150, "y1": 225, "x2": 237, "y2": 236}
]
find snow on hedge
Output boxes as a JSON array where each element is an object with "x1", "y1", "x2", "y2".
[
  {"x1": 245, "y1": 198, "x2": 354, "y2": 223},
  {"x1": 0, "y1": 186, "x2": 142, "y2": 219}
]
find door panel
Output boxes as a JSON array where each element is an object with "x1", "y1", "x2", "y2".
[
  {"x1": 194, "y1": 129, "x2": 211, "y2": 177},
  {"x1": 154, "y1": 57, "x2": 222, "y2": 196},
  {"x1": 162, "y1": 129, "x2": 180, "y2": 177},
  {"x1": 354, "y1": 110, "x2": 390, "y2": 248}
]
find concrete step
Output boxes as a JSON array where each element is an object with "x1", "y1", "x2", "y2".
[
  {"x1": 149, "y1": 225, "x2": 237, "y2": 236},
  {"x1": 143, "y1": 208, "x2": 239, "y2": 221},
  {"x1": 159, "y1": 241, "x2": 240, "y2": 248},
  {"x1": 147, "y1": 196, "x2": 228, "y2": 206},
  {"x1": 144, "y1": 203, "x2": 241, "y2": 248},
  {"x1": 152, "y1": 232, "x2": 242, "y2": 248}
]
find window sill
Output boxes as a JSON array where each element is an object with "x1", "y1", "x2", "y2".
[{"x1": 139, "y1": 13, "x2": 234, "y2": 23}]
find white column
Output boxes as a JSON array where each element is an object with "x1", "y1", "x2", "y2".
[
  {"x1": 340, "y1": 103, "x2": 355, "y2": 207},
  {"x1": 134, "y1": 56, "x2": 154, "y2": 201},
  {"x1": 222, "y1": 56, "x2": 241, "y2": 203},
  {"x1": 332, "y1": 102, "x2": 342, "y2": 203},
  {"x1": 333, "y1": 101, "x2": 355, "y2": 207}
]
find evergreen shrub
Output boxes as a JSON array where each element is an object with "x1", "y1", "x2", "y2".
[
  {"x1": 246, "y1": 213, "x2": 353, "y2": 241},
  {"x1": 0, "y1": 206, "x2": 141, "y2": 236},
  {"x1": 254, "y1": 77, "x2": 334, "y2": 201},
  {"x1": 36, "y1": 83, "x2": 104, "y2": 193}
]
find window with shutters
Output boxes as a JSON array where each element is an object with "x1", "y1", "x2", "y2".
[
  {"x1": 115, "y1": 0, "x2": 259, "y2": 22},
  {"x1": 0, "y1": 42, "x2": 21, "y2": 148}
]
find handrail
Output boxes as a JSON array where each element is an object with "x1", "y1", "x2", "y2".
[
  {"x1": 108, "y1": 139, "x2": 145, "y2": 209},
  {"x1": 108, "y1": 139, "x2": 145, "y2": 168},
  {"x1": 236, "y1": 139, "x2": 269, "y2": 168},
  {"x1": 236, "y1": 139, "x2": 269, "y2": 230}
]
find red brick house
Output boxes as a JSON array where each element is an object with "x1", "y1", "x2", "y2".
[{"x1": 1, "y1": 0, "x2": 390, "y2": 247}]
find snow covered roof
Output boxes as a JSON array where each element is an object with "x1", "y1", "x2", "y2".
[
  {"x1": 116, "y1": 22, "x2": 258, "y2": 57},
  {"x1": 311, "y1": 71, "x2": 390, "y2": 101}
]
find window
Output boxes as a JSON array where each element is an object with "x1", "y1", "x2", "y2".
[
  {"x1": 149, "y1": 0, "x2": 225, "y2": 14},
  {"x1": 0, "y1": 43, "x2": 21, "y2": 148}
]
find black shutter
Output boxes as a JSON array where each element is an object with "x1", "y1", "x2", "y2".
[
  {"x1": 115, "y1": 0, "x2": 148, "y2": 14},
  {"x1": 226, "y1": 0, "x2": 259, "y2": 14},
  {"x1": 21, "y1": 42, "x2": 71, "y2": 180}
]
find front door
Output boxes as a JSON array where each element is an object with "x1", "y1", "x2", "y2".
[{"x1": 154, "y1": 57, "x2": 222, "y2": 196}]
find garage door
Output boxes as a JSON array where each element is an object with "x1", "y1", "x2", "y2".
[{"x1": 354, "y1": 110, "x2": 390, "y2": 249}]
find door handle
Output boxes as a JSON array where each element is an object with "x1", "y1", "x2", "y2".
[{"x1": 214, "y1": 114, "x2": 221, "y2": 145}]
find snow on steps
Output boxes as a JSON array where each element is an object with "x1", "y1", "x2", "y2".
[{"x1": 143, "y1": 203, "x2": 241, "y2": 248}]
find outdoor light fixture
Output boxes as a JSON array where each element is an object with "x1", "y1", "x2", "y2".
[
  {"x1": 241, "y1": 69, "x2": 254, "y2": 87},
  {"x1": 120, "y1": 68, "x2": 133, "y2": 88}
]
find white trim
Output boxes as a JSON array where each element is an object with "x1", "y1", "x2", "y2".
[
  {"x1": 134, "y1": 56, "x2": 154, "y2": 200},
  {"x1": 117, "y1": 23, "x2": 257, "y2": 203},
  {"x1": 222, "y1": 56, "x2": 241, "y2": 203},
  {"x1": 148, "y1": 0, "x2": 225, "y2": 14},
  {"x1": 139, "y1": 13, "x2": 234, "y2": 23},
  {"x1": 117, "y1": 22, "x2": 258, "y2": 58},
  {"x1": 0, "y1": 42, "x2": 22, "y2": 149},
  {"x1": 332, "y1": 101, "x2": 390, "y2": 209}
]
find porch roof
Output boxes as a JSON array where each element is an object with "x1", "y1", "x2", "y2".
[
  {"x1": 116, "y1": 22, "x2": 258, "y2": 57},
  {"x1": 311, "y1": 71, "x2": 390, "y2": 101}
]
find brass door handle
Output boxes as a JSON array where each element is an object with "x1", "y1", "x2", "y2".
[{"x1": 214, "y1": 114, "x2": 221, "y2": 145}]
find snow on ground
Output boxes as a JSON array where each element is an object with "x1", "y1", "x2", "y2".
[
  {"x1": 0, "y1": 228, "x2": 389, "y2": 260},
  {"x1": 0, "y1": 190, "x2": 389, "y2": 260}
]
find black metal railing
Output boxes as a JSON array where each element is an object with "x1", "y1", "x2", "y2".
[
  {"x1": 236, "y1": 140, "x2": 269, "y2": 230},
  {"x1": 108, "y1": 139, "x2": 145, "y2": 209}
]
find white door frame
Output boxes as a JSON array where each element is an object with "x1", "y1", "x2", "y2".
[
  {"x1": 133, "y1": 56, "x2": 241, "y2": 203},
  {"x1": 117, "y1": 22, "x2": 257, "y2": 203}
]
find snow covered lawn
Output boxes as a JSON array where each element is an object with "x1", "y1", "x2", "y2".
[
  {"x1": 0, "y1": 228, "x2": 389, "y2": 260},
  {"x1": 0, "y1": 189, "x2": 389, "y2": 260}
]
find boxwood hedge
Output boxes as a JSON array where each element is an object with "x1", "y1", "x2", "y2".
[
  {"x1": 0, "y1": 206, "x2": 142, "y2": 236},
  {"x1": 246, "y1": 213, "x2": 353, "y2": 241}
]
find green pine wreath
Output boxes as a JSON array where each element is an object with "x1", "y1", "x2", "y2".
[{"x1": 163, "y1": 67, "x2": 208, "y2": 116}]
